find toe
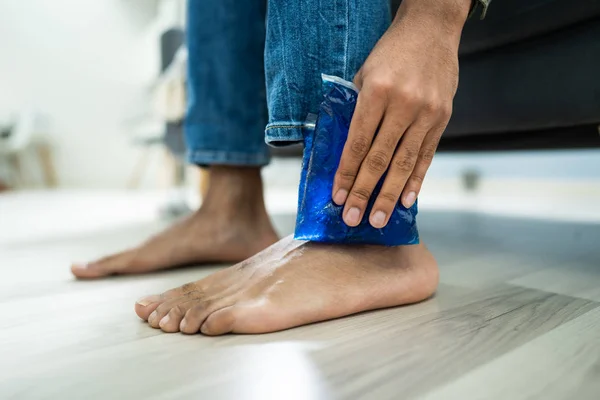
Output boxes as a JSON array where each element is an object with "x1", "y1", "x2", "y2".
[
  {"x1": 200, "y1": 306, "x2": 238, "y2": 336},
  {"x1": 147, "y1": 298, "x2": 184, "y2": 328},
  {"x1": 179, "y1": 299, "x2": 225, "y2": 334},
  {"x1": 71, "y1": 262, "x2": 109, "y2": 279},
  {"x1": 71, "y1": 251, "x2": 134, "y2": 279},
  {"x1": 147, "y1": 293, "x2": 203, "y2": 328},
  {"x1": 159, "y1": 303, "x2": 191, "y2": 333},
  {"x1": 136, "y1": 281, "x2": 204, "y2": 324},
  {"x1": 201, "y1": 301, "x2": 288, "y2": 335},
  {"x1": 134, "y1": 295, "x2": 162, "y2": 320}
]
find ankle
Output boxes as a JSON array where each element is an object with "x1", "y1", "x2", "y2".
[
  {"x1": 200, "y1": 166, "x2": 269, "y2": 220},
  {"x1": 209, "y1": 165, "x2": 262, "y2": 182}
]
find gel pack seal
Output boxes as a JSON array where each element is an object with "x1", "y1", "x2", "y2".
[{"x1": 294, "y1": 74, "x2": 419, "y2": 246}]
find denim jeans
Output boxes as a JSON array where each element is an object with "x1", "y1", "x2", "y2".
[{"x1": 185, "y1": 0, "x2": 391, "y2": 166}]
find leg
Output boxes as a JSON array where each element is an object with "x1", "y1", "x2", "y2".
[
  {"x1": 135, "y1": 0, "x2": 439, "y2": 334},
  {"x1": 72, "y1": 0, "x2": 277, "y2": 279}
]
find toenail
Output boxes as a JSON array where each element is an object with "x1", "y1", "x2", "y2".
[
  {"x1": 333, "y1": 189, "x2": 348, "y2": 205},
  {"x1": 148, "y1": 311, "x2": 157, "y2": 322},
  {"x1": 180, "y1": 319, "x2": 187, "y2": 331},
  {"x1": 371, "y1": 211, "x2": 387, "y2": 228},
  {"x1": 200, "y1": 323, "x2": 210, "y2": 335},
  {"x1": 345, "y1": 207, "x2": 361, "y2": 226},
  {"x1": 136, "y1": 296, "x2": 159, "y2": 307},
  {"x1": 159, "y1": 315, "x2": 170, "y2": 327}
]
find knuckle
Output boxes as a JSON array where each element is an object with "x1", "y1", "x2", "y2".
[
  {"x1": 378, "y1": 191, "x2": 399, "y2": 204},
  {"x1": 396, "y1": 85, "x2": 421, "y2": 106},
  {"x1": 155, "y1": 303, "x2": 170, "y2": 315},
  {"x1": 199, "y1": 299, "x2": 213, "y2": 310},
  {"x1": 440, "y1": 104, "x2": 453, "y2": 120},
  {"x1": 337, "y1": 168, "x2": 357, "y2": 181},
  {"x1": 188, "y1": 301, "x2": 210, "y2": 316},
  {"x1": 420, "y1": 147, "x2": 436, "y2": 163},
  {"x1": 350, "y1": 187, "x2": 371, "y2": 202},
  {"x1": 172, "y1": 304, "x2": 188, "y2": 316},
  {"x1": 349, "y1": 136, "x2": 370, "y2": 157},
  {"x1": 368, "y1": 76, "x2": 395, "y2": 96},
  {"x1": 366, "y1": 151, "x2": 389, "y2": 173},
  {"x1": 381, "y1": 133, "x2": 398, "y2": 149},
  {"x1": 187, "y1": 305, "x2": 202, "y2": 317},
  {"x1": 410, "y1": 174, "x2": 424, "y2": 184},
  {"x1": 394, "y1": 154, "x2": 415, "y2": 173},
  {"x1": 423, "y1": 97, "x2": 442, "y2": 115},
  {"x1": 404, "y1": 140, "x2": 421, "y2": 159}
]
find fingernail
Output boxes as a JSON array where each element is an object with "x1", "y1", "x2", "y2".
[
  {"x1": 71, "y1": 262, "x2": 88, "y2": 270},
  {"x1": 159, "y1": 315, "x2": 170, "y2": 327},
  {"x1": 345, "y1": 207, "x2": 361, "y2": 226},
  {"x1": 371, "y1": 211, "x2": 387, "y2": 228},
  {"x1": 403, "y1": 191, "x2": 417, "y2": 208},
  {"x1": 333, "y1": 189, "x2": 348, "y2": 205},
  {"x1": 136, "y1": 295, "x2": 159, "y2": 307},
  {"x1": 180, "y1": 319, "x2": 187, "y2": 331}
]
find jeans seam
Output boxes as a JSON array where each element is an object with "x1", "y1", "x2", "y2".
[
  {"x1": 344, "y1": 0, "x2": 350, "y2": 78},
  {"x1": 271, "y1": 1, "x2": 294, "y2": 126},
  {"x1": 188, "y1": 150, "x2": 268, "y2": 156},
  {"x1": 265, "y1": 124, "x2": 315, "y2": 131},
  {"x1": 187, "y1": 149, "x2": 270, "y2": 166}
]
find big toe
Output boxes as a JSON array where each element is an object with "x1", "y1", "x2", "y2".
[
  {"x1": 71, "y1": 251, "x2": 135, "y2": 279},
  {"x1": 134, "y1": 295, "x2": 162, "y2": 320}
]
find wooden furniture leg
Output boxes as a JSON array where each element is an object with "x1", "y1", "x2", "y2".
[
  {"x1": 128, "y1": 148, "x2": 151, "y2": 189},
  {"x1": 36, "y1": 143, "x2": 58, "y2": 187}
]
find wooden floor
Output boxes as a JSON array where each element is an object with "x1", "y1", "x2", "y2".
[{"x1": 1, "y1": 210, "x2": 599, "y2": 399}]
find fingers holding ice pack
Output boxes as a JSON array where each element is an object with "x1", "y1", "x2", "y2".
[{"x1": 294, "y1": 74, "x2": 419, "y2": 246}]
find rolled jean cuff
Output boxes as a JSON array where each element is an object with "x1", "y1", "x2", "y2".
[
  {"x1": 186, "y1": 124, "x2": 271, "y2": 167},
  {"x1": 265, "y1": 121, "x2": 316, "y2": 147},
  {"x1": 187, "y1": 149, "x2": 270, "y2": 167}
]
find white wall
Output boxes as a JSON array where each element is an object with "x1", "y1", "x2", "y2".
[{"x1": 0, "y1": 0, "x2": 173, "y2": 188}]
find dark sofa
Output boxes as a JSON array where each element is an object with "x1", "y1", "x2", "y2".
[
  {"x1": 438, "y1": 0, "x2": 600, "y2": 151},
  {"x1": 275, "y1": 0, "x2": 600, "y2": 157}
]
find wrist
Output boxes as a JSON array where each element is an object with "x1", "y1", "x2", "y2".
[{"x1": 394, "y1": 0, "x2": 470, "y2": 44}]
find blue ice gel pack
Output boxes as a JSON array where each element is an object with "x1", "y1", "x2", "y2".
[{"x1": 293, "y1": 74, "x2": 419, "y2": 246}]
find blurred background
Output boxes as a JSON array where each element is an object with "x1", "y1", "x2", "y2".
[
  {"x1": 1, "y1": 0, "x2": 598, "y2": 247},
  {"x1": 1, "y1": 0, "x2": 191, "y2": 244}
]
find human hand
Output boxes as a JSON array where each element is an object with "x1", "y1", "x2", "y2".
[{"x1": 332, "y1": 0, "x2": 471, "y2": 228}]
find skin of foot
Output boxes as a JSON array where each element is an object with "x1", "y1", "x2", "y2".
[
  {"x1": 71, "y1": 167, "x2": 279, "y2": 279},
  {"x1": 134, "y1": 235, "x2": 439, "y2": 335}
]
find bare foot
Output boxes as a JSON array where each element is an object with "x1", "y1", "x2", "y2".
[
  {"x1": 71, "y1": 167, "x2": 278, "y2": 279},
  {"x1": 134, "y1": 235, "x2": 439, "y2": 335}
]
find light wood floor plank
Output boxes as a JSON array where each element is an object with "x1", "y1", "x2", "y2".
[
  {"x1": 0, "y1": 283, "x2": 595, "y2": 399},
  {"x1": 510, "y1": 260, "x2": 600, "y2": 302},
  {"x1": 420, "y1": 307, "x2": 600, "y2": 400},
  {"x1": 1, "y1": 210, "x2": 599, "y2": 399}
]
